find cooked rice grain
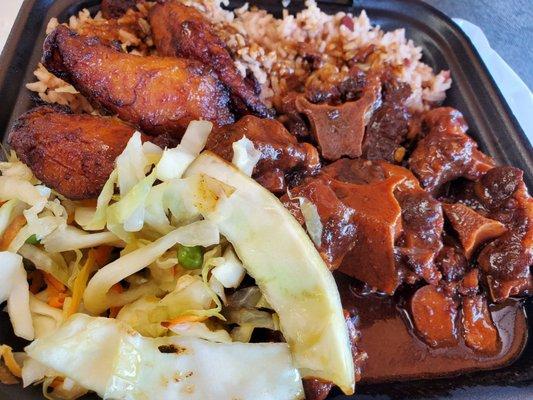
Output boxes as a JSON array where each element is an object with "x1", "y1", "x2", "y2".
[
  {"x1": 28, "y1": 0, "x2": 451, "y2": 113},
  {"x1": 187, "y1": 0, "x2": 451, "y2": 110}
]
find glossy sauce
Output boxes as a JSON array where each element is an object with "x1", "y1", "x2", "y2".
[{"x1": 335, "y1": 273, "x2": 528, "y2": 382}]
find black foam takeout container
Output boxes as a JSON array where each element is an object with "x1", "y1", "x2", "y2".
[{"x1": 0, "y1": 0, "x2": 531, "y2": 398}]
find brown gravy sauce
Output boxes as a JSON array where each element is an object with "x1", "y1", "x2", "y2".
[{"x1": 334, "y1": 273, "x2": 528, "y2": 383}]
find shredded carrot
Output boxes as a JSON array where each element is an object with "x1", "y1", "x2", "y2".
[
  {"x1": 0, "y1": 345, "x2": 22, "y2": 378},
  {"x1": 64, "y1": 250, "x2": 96, "y2": 318},
  {"x1": 43, "y1": 273, "x2": 66, "y2": 293},
  {"x1": 161, "y1": 314, "x2": 208, "y2": 328},
  {"x1": 28, "y1": 270, "x2": 44, "y2": 294},
  {"x1": 47, "y1": 293, "x2": 66, "y2": 309},
  {"x1": 62, "y1": 246, "x2": 110, "y2": 317},
  {"x1": 0, "y1": 215, "x2": 26, "y2": 250},
  {"x1": 43, "y1": 272, "x2": 67, "y2": 308}
]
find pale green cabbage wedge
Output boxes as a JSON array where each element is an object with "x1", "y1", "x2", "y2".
[
  {"x1": 184, "y1": 152, "x2": 355, "y2": 394},
  {"x1": 26, "y1": 314, "x2": 304, "y2": 400}
]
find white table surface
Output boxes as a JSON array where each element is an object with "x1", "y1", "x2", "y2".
[
  {"x1": 0, "y1": 0, "x2": 531, "y2": 144},
  {"x1": 0, "y1": 0, "x2": 24, "y2": 53}
]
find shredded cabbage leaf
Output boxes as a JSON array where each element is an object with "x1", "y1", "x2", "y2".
[
  {"x1": 299, "y1": 197, "x2": 323, "y2": 247},
  {"x1": 185, "y1": 152, "x2": 355, "y2": 394},
  {"x1": 106, "y1": 170, "x2": 158, "y2": 240},
  {"x1": 0, "y1": 177, "x2": 48, "y2": 214},
  {"x1": 0, "y1": 199, "x2": 24, "y2": 238},
  {"x1": 84, "y1": 220, "x2": 219, "y2": 314},
  {"x1": 116, "y1": 132, "x2": 153, "y2": 195},
  {"x1": 0, "y1": 154, "x2": 34, "y2": 181},
  {"x1": 117, "y1": 275, "x2": 215, "y2": 337},
  {"x1": 231, "y1": 136, "x2": 261, "y2": 177},
  {"x1": 82, "y1": 170, "x2": 117, "y2": 231},
  {"x1": 8, "y1": 215, "x2": 61, "y2": 254},
  {"x1": 155, "y1": 121, "x2": 212, "y2": 181},
  {"x1": 73, "y1": 206, "x2": 95, "y2": 227},
  {"x1": 0, "y1": 251, "x2": 34, "y2": 340},
  {"x1": 18, "y1": 244, "x2": 69, "y2": 286},
  {"x1": 29, "y1": 295, "x2": 63, "y2": 339},
  {"x1": 168, "y1": 322, "x2": 232, "y2": 343},
  {"x1": 21, "y1": 357, "x2": 48, "y2": 387},
  {"x1": 211, "y1": 246, "x2": 246, "y2": 289},
  {"x1": 225, "y1": 286, "x2": 278, "y2": 342},
  {"x1": 26, "y1": 314, "x2": 304, "y2": 400},
  {"x1": 42, "y1": 226, "x2": 121, "y2": 253}
]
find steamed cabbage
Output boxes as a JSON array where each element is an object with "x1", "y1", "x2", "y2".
[
  {"x1": 26, "y1": 314, "x2": 304, "y2": 400},
  {"x1": 28, "y1": 295, "x2": 63, "y2": 339},
  {"x1": 185, "y1": 152, "x2": 355, "y2": 394},
  {"x1": 19, "y1": 244, "x2": 69, "y2": 286},
  {"x1": 42, "y1": 225, "x2": 121, "y2": 253},
  {"x1": 0, "y1": 199, "x2": 24, "y2": 237},
  {"x1": 2, "y1": 118, "x2": 356, "y2": 399},
  {"x1": 0, "y1": 251, "x2": 34, "y2": 340},
  {"x1": 155, "y1": 121, "x2": 212, "y2": 181},
  {"x1": 211, "y1": 246, "x2": 246, "y2": 289},
  {"x1": 116, "y1": 275, "x2": 215, "y2": 337},
  {"x1": 84, "y1": 220, "x2": 219, "y2": 314}
]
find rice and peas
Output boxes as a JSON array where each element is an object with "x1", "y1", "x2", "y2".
[{"x1": 26, "y1": 0, "x2": 451, "y2": 116}]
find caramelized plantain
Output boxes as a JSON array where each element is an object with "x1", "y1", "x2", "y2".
[
  {"x1": 8, "y1": 106, "x2": 137, "y2": 200},
  {"x1": 42, "y1": 25, "x2": 234, "y2": 137},
  {"x1": 149, "y1": 0, "x2": 272, "y2": 118}
]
